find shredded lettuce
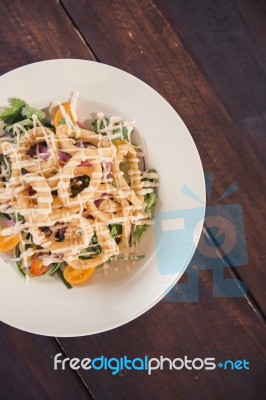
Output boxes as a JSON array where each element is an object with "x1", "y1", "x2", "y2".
[
  {"x1": 134, "y1": 224, "x2": 148, "y2": 241},
  {"x1": 144, "y1": 192, "x2": 157, "y2": 214}
]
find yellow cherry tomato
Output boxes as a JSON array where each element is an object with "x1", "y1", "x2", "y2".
[
  {"x1": 53, "y1": 102, "x2": 74, "y2": 127},
  {"x1": 114, "y1": 139, "x2": 127, "y2": 146},
  {"x1": 0, "y1": 234, "x2": 20, "y2": 252},
  {"x1": 63, "y1": 265, "x2": 95, "y2": 285}
]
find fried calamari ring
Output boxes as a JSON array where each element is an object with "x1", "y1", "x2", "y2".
[
  {"x1": 57, "y1": 153, "x2": 102, "y2": 207},
  {"x1": 30, "y1": 216, "x2": 94, "y2": 257},
  {"x1": 56, "y1": 125, "x2": 116, "y2": 160},
  {"x1": 112, "y1": 143, "x2": 144, "y2": 207},
  {"x1": 13, "y1": 173, "x2": 53, "y2": 215}
]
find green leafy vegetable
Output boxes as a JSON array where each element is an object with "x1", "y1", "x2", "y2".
[
  {"x1": 0, "y1": 98, "x2": 27, "y2": 125},
  {"x1": 0, "y1": 97, "x2": 51, "y2": 135},
  {"x1": 92, "y1": 117, "x2": 110, "y2": 133},
  {"x1": 109, "y1": 224, "x2": 122, "y2": 238},
  {"x1": 142, "y1": 168, "x2": 158, "y2": 215},
  {"x1": 134, "y1": 224, "x2": 148, "y2": 241},
  {"x1": 144, "y1": 192, "x2": 157, "y2": 215},
  {"x1": 13, "y1": 212, "x2": 26, "y2": 223},
  {"x1": 48, "y1": 262, "x2": 63, "y2": 276},
  {"x1": 79, "y1": 235, "x2": 102, "y2": 259},
  {"x1": 0, "y1": 154, "x2": 11, "y2": 178},
  {"x1": 21, "y1": 105, "x2": 46, "y2": 121},
  {"x1": 92, "y1": 117, "x2": 130, "y2": 141},
  {"x1": 56, "y1": 268, "x2": 73, "y2": 289},
  {"x1": 109, "y1": 224, "x2": 122, "y2": 243}
]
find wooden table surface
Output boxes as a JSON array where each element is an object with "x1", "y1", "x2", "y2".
[{"x1": 0, "y1": 1, "x2": 265, "y2": 399}]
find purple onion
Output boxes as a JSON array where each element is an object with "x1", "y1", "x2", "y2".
[
  {"x1": 38, "y1": 153, "x2": 49, "y2": 161},
  {"x1": 139, "y1": 155, "x2": 146, "y2": 171},
  {"x1": 59, "y1": 151, "x2": 71, "y2": 162},
  {"x1": 38, "y1": 143, "x2": 48, "y2": 153},
  {"x1": 85, "y1": 214, "x2": 94, "y2": 220},
  {"x1": 79, "y1": 161, "x2": 92, "y2": 167},
  {"x1": 58, "y1": 227, "x2": 66, "y2": 235},
  {"x1": 77, "y1": 121, "x2": 86, "y2": 129},
  {"x1": 28, "y1": 186, "x2": 36, "y2": 196},
  {"x1": 105, "y1": 162, "x2": 112, "y2": 172},
  {"x1": 76, "y1": 141, "x2": 94, "y2": 149},
  {"x1": 27, "y1": 145, "x2": 37, "y2": 158},
  {"x1": 94, "y1": 199, "x2": 104, "y2": 208},
  {"x1": 1, "y1": 132, "x2": 14, "y2": 138},
  {"x1": 3, "y1": 219, "x2": 16, "y2": 227}
]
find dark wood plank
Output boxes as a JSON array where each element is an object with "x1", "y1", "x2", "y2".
[
  {"x1": 54, "y1": 1, "x2": 266, "y2": 399},
  {"x1": 0, "y1": 1, "x2": 96, "y2": 399},
  {"x1": 61, "y1": 0, "x2": 266, "y2": 312},
  {"x1": 0, "y1": 0, "x2": 94, "y2": 75},
  {"x1": 153, "y1": 0, "x2": 266, "y2": 121},
  {"x1": 59, "y1": 270, "x2": 266, "y2": 400},
  {"x1": 153, "y1": 0, "x2": 266, "y2": 168},
  {"x1": 0, "y1": 323, "x2": 91, "y2": 400}
]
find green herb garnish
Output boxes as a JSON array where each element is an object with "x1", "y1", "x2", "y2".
[
  {"x1": 109, "y1": 224, "x2": 122, "y2": 244},
  {"x1": 92, "y1": 117, "x2": 130, "y2": 141},
  {"x1": 134, "y1": 225, "x2": 148, "y2": 241},
  {"x1": 0, "y1": 98, "x2": 51, "y2": 134},
  {"x1": 144, "y1": 192, "x2": 157, "y2": 215}
]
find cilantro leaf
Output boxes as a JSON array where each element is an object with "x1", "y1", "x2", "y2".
[
  {"x1": 21, "y1": 105, "x2": 46, "y2": 121},
  {"x1": 92, "y1": 117, "x2": 130, "y2": 141},
  {"x1": 92, "y1": 117, "x2": 110, "y2": 133},
  {"x1": 9, "y1": 98, "x2": 27, "y2": 109},
  {"x1": 0, "y1": 97, "x2": 51, "y2": 135},
  {"x1": 0, "y1": 98, "x2": 27, "y2": 125},
  {"x1": 5, "y1": 118, "x2": 33, "y2": 132}
]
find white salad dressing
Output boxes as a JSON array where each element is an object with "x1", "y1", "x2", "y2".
[{"x1": 0, "y1": 92, "x2": 159, "y2": 278}]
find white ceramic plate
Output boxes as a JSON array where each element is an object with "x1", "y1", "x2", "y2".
[{"x1": 0, "y1": 60, "x2": 205, "y2": 336}]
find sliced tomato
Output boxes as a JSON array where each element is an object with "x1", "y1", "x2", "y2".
[
  {"x1": 53, "y1": 102, "x2": 74, "y2": 127},
  {"x1": 0, "y1": 234, "x2": 20, "y2": 252},
  {"x1": 30, "y1": 253, "x2": 48, "y2": 276},
  {"x1": 63, "y1": 265, "x2": 95, "y2": 285},
  {"x1": 113, "y1": 139, "x2": 127, "y2": 146}
]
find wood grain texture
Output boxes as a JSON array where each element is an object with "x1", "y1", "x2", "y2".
[
  {"x1": 61, "y1": 0, "x2": 266, "y2": 312},
  {"x1": 0, "y1": 0, "x2": 94, "y2": 75},
  {"x1": 154, "y1": 0, "x2": 266, "y2": 168},
  {"x1": 0, "y1": 1, "x2": 95, "y2": 399},
  {"x1": 153, "y1": 0, "x2": 266, "y2": 121},
  {"x1": 0, "y1": 0, "x2": 265, "y2": 399},
  {"x1": 58, "y1": 270, "x2": 265, "y2": 400},
  {"x1": 0, "y1": 323, "x2": 91, "y2": 400}
]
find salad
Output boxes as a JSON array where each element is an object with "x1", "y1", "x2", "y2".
[{"x1": 0, "y1": 92, "x2": 159, "y2": 287}]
